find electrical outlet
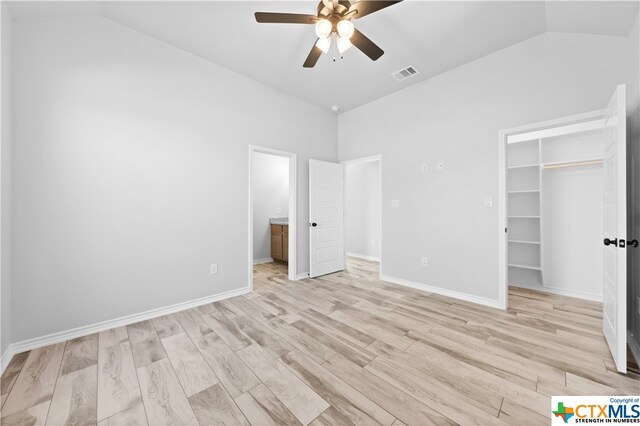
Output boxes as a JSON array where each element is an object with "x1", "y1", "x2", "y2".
[
  {"x1": 210, "y1": 264, "x2": 218, "y2": 275},
  {"x1": 484, "y1": 196, "x2": 493, "y2": 208},
  {"x1": 421, "y1": 164, "x2": 428, "y2": 173},
  {"x1": 421, "y1": 257, "x2": 428, "y2": 266}
]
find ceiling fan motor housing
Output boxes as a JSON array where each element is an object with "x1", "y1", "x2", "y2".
[{"x1": 317, "y1": 0, "x2": 352, "y2": 18}]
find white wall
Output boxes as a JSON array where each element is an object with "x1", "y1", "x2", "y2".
[
  {"x1": 627, "y1": 14, "x2": 640, "y2": 357},
  {"x1": 338, "y1": 32, "x2": 630, "y2": 303},
  {"x1": 345, "y1": 160, "x2": 380, "y2": 260},
  {"x1": 542, "y1": 166, "x2": 603, "y2": 299},
  {"x1": 1, "y1": 2, "x2": 12, "y2": 355},
  {"x1": 252, "y1": 152, "x2": 289, "y2": 261},
  {"x1": 11, "y1": 16, "x2": 337, "y2": 343}
]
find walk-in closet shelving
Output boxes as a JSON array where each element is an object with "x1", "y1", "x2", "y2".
[{"x1": 506, "y1": 118, "x2": 604, "y2": 297}]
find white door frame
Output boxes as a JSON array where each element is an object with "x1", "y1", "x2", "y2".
[
  {"x1": 341, "y1": 155, "x2": 383, "y2": 279},
  {"x1": 498, "y1": 110, "x2": 603, "y2": 310},
  {"x1": 248, "y1": 145, "x2": 297, "y2": 291}
]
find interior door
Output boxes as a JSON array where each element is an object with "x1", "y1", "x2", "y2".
[
  {"x1": 602, "y1": 84, "x2": 627, "y2": 373},
  {"x1": 309, "y1": 159, "x2": 345, "y2": 278}
]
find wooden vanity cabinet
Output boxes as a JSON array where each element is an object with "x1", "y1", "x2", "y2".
[{"x1": 271, "y1": 224, "x2": 288, "y2": 263}]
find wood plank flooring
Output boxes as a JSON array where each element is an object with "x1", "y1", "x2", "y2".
[{"x1": 2, "y1": 258, "x2": 638, "y2": 425}]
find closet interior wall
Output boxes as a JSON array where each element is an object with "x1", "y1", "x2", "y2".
[{"x1": 541, "y1": 130, "x2": 603, "y2": 299}]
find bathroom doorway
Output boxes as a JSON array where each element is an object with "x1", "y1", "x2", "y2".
[{"x1": 248, "y1": 146, "x2": 297, "y2": 291}]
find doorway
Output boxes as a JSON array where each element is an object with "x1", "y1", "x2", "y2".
[
  {"x1": 343, "y1": 155, "x2": 382, "y2": 278},
  {"x1": 498, "y1": 84, "x2": 630, "y2": 373},
  {"x1": 498, "y1": 110, "x2": 606, "y2": 309},
  {"x1": 248, "y1": 146, "x2": 297, "y2": 291}
]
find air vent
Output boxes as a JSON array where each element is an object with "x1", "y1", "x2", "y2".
[{"x1": 391, "y1": 65, "x2": 419, "y2": 82}]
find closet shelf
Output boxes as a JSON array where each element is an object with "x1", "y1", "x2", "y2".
[
  {"x1": 507, "y1": 163, "x2": 540, "y2": 170},
  {"x1": 507, "y1": 119, "x2": 605, "y2": 144},
  {"x1": 508, "y1": 263, "x2": 542, "y2": 271},
  {"x1": 508, "y1": 215, "x2": 540, "y2": 219},
  {"x1": 507, "y1": 190, "x2": 540, "y2": 194},
  {"x1": 508, "y1": 240, "x2": 541, "y2": 245}
]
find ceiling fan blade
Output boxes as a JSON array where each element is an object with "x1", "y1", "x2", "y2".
[
  {"x1": 351, "y1": 28, "x2": 384, "y2": 61},
  {"x1": 254, "y1": 12, "x2": 317, "y2": 24},
  {"x1": 303, "y1": 42, "x2": 323, "y2": 68},
  {"x1": 348, "y1": 0, "x2": 403, "y2": 19}
]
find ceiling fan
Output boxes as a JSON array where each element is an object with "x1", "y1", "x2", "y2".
[{"x1": 254, "y1": 0, "x2": 403, "y2": 68}]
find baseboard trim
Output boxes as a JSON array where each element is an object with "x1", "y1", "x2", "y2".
[
  {"x1": 1, "y1": 345, "x2": 17, "y2": 376},
  {"x1": 295, "y1": 272, "x2": 310, "y2": 280},
  {"x1": 509, "y1": 283, "x2": 602, "y2": 302},
  {"x1": 0, "y1": 286, "x2": 250, "y2": 374},
  {"x1": 628, "y1": 330, "x2": 640, "y2": 370},
  {"x1": 380, "y1": 274, "x2": 502, "y2": 309},
  {"x1": 253, "y1": 257, "x2": 274, "y2": 265},
  {"x1": 347, "y1": 253, "x2": 380, "y2": 262}
]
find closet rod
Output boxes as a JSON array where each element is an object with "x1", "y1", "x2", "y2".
[{"x1": 542, "y1": 159, "x2": 603, "y2": 170}]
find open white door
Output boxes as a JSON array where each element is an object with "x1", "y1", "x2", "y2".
[
  {"x1": 602, "y1": 84, "x2": 627, "y2": 373},
  {"x1": 309, "y1": 159, "x2": 345, "y2": 278}
]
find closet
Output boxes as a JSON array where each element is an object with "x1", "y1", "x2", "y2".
[{"x1": 506, "y1": 119, "x2": 604, "y2": 300}]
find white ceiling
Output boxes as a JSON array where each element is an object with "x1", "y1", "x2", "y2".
[{"x1": 7, "y1": 1, "x2": 639, "y2": 112}]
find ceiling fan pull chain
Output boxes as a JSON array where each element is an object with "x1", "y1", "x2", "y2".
[{"x1": 332, "y1": 34, "x2": 337, "y2": 62}]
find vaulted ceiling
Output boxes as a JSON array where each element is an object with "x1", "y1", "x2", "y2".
[{"x1": 7, "y1": 1, "x2": 639, "y2": 111}]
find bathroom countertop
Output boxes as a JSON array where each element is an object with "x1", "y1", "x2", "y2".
[{"x1": 270, "y1": 217, "x2": 288, "y2": 225}]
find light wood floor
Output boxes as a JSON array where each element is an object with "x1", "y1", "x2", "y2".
[{"x1": 2, "y1": 258, "x2": 638, "y2": 425}]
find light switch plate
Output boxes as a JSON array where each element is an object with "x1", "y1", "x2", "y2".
[
  {"x1": 438, "y1": 161, "x2": 445, "y2": 170},
  {"x1": 484, "y1": 196, "x2": 493, "y2": 208},
  {"x1": 210, "y1": 264, "x2": 218, "y2": 275},
  {"x1": 421, "y1": 257, "x2": 428, "y2": 266},
  {"x1": 391, "y1": 200, "x2": 400, "y2": 208}
]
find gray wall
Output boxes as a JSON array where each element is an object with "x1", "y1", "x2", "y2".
[
  {"x1": 1, "y1": 2, "x2": 12, "y2": 355},
  {"x1": 627, "y1": 14, "x2": 640, "y2": 359},
  {"x1": 541, "y1": 161, "x2": 603, "y2": 299},
  {"x1": 339, "y1": 32, "x2": 630, "y2": 303},
  {"x1": 345, "y1": 160, "x2": 380, "y2": 259},
  {"x1": 252, "y1": 152, "x2": 289, "y2": 261},
  {"x1": 11, "y1": 16, "x2": 337, "y2": 343}
]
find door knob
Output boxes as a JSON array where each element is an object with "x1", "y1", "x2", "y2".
[
  {"x1": 629, "y1": 239, "x2": 639, "y2": 248},
  {"x1": 310, "y1": 222, "x2": 317, "y2": 227},
  {"x1": 604, "y1": 238, "x2": 618, "y2": 247}
]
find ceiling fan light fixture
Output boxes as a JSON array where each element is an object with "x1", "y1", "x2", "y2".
[
  {"x1": 315, "y1": 36, "x2": 331, "y2": 54},
  {"x1": 337, "y1": 36, "x2": 352, "y2": 54},
  {"x1": 336, "y1": 20, "x2": 354, "y2": 39},
  {"x1": 254, "y1": 0, "x2": 403, "y2": 68},
  {"x1": 315, "y1": 19, "x2": 332, "y2": 38}
]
